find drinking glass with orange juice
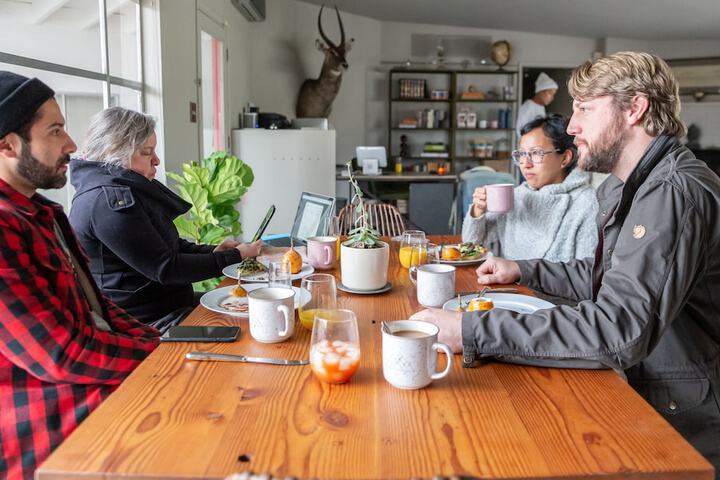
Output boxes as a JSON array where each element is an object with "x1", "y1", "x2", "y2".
[
  {"x1": 299, "y1": 273, "x2": 337, "y2": 330},
  {"x1": 398, "y1": 230, "x2": 426, "y2": 268},
  {"x1": 310, "y1": 309, "x2": 360, "y2": 384}
]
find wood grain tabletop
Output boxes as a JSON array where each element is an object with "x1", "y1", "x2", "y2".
[{"x1": 36, "y1": 236, "x2": 714, "y2": 480}]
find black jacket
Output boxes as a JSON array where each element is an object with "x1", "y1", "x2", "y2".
[{"x1": 68, "y1": 159, "x2": 241, "y2": 323}]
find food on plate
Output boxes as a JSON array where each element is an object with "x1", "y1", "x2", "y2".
[
  {"x1": 310, "y1": 339, "x2": 360, "y2": 384},
  {"x1": 466, "y1": 297, "x2": 494, "y2": 311},
  {"x1": 236, "y1": 258, "x2": 267, "y2": 277},
  {"x1": 441, "y1": 246, "x2": 461, "y2": 261},
  {"x1": 282, "y1": 247, "x2": 303, "y2": 274},
  {"x1": 458, "y1": 242, "x2": 488, "y2": 260},
  {"x1": 229, "y1": 284, "x2": 247, "y2": 297},
  {"x1": 220, "y1": 297, "x2": 249, "y2": 313}
]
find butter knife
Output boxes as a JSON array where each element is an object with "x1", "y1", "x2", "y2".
[{"x1": 186, "y1": 352, "x2": 308, "y2": 365}]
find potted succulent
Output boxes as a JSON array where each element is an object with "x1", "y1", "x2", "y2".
[{"x1": 340, "y1": 162, "x2": 389, "y2": 291}]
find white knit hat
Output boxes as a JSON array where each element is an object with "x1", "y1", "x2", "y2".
[{"x1": 535, "y1": 72, "x2": 558, "y2": 93}]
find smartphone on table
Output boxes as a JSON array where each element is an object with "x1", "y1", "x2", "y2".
[
  {"x1": 251, "y1": 205, "x2": 276, "y2": 243},
  {"x1": 160, "y1": 325, "x2": 240, "y2": 342}
]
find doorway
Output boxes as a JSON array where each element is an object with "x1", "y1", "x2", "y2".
[
  {"x1": 197, "y1": 11, "x2": 228, "y2": 158},
  {"x1": 521, "y1": 67, "x2": 574, "y2": 118}
]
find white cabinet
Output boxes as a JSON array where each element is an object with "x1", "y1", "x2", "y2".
[{"x1": 231, "y1": 129, "x2": 336, "y2": 240}]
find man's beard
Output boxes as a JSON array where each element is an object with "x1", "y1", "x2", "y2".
[
  {"x1": 577, "y1": 113, "x2": 627, "y2": 174},
  {"x1": 17, "y1": 137, "x2": 69, "y2": 190}
]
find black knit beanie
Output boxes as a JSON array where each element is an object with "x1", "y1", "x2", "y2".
[{"x1": 0, "y1": 71, "x2": 55, "y2": 139}]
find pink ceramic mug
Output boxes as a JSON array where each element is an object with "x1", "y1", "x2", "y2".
[
  {"x1": 485, "y1": 183, "x2": 514, "y2": 213},
  {"x1": 306, "y1": 236, "x2": 337, "y2": 269}
]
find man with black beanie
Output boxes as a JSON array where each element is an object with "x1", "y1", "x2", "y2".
[{"x1": 0, "y1": 71, "x2": 160, "y2": 479}]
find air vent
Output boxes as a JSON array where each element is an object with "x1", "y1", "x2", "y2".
[{"x1": 231, "y1": 0, "x2": 266, "y2": 22}]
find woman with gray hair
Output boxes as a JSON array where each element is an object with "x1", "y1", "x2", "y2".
[{"x1": 69, "y1": 107, "x2": 261, "y2": 330}]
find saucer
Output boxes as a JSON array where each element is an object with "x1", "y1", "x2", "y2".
[{"x1": 337, "y1": 282, "x2": 393, "y2": 295}]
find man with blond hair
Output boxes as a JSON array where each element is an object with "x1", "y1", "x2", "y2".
[{"x1": 413, "y1": 52, "x2": 720, "y2": 472}]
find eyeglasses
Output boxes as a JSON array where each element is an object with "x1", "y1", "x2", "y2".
[{"x1": 511, "y1": 148, "x2": 561, "y2": 166}]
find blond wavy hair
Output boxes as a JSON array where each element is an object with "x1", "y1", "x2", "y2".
[{"x1": 568, "y1": 52, "x2": 686, "y2": 138}]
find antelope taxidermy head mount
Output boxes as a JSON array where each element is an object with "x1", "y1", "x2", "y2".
[{"x1": 296, "y1": 5, "x2": 354, "y2": 118}]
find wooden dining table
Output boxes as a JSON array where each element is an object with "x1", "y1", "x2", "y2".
[{"x1": 37, "y1": 236, "x2": 714, "y2": 479}]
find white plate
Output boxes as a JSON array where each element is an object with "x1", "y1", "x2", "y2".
[
  {"x1": 442, "y1": 293, "x2": 555, "y2": 314},
  {"x1": 200, "y1": 284, "x2": 311, "y2": 317},
  {"x1": 438, "y1": 244, "x2": 490, "y2": 265},
  {"x1": 222, "y1": 262, "x2": 315, "y2": 282}
]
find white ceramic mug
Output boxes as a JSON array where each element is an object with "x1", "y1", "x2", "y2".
[
  {"x1": 247, "y1": 287, "x2": 295, "y2": 343},
  {"x1": 409, "y1": 263, "x2": 456, "y2": 308},
  {"x1": 485, "y1": 183, "x2": 514, "y2": 213},
  {"x1": 382, "y1": 320, "x2": 453, "y2": 390}
]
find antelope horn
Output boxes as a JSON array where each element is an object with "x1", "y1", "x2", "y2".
[
  {"x1": 334, "y1": 6, "x2": 345, "y2": 47},
  {"x1": 317, "y1": 5, "x2": 335, "y2": 49}
]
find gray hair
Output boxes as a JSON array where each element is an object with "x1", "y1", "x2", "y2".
[{"x1": 82, "y1": 107, "x2": 156, "y2": 168}]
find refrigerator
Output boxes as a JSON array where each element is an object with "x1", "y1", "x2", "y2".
[{"x1": 231, "y1": 129, "x2": 336, "y2": 241}]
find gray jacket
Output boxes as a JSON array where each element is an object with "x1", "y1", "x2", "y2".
[{"x1": 462, "y1": 136, "x2": 720, "y2": 471}]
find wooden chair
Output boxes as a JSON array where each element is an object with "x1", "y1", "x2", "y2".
[{"x1": 338, "y1": 203, "x2": 406, "y2": 238}]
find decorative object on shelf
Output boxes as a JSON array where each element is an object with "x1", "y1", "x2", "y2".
[
  {"x1": 466, "y1": 112, "x2": 478, "y2": 129},
  {"x1": 394, "y1": 156, "x2": 403, "y2": 173},
  {"x1": 437, "y1": 163, "x2": 448, "y2": 176},
  {"x1": 460, "y1": 85, "x2": 485, "y2": 100},
  {"x1": 490, "y1": 40, "x2": 512, "y2": 70},
  {"x1": 399, "y1": 135, "x2": 410, "y2": 157},
  {"x1": 296, "y1": 6, "x2": 354, "y2": 118},
  {"x1": 457, "y1": 110, "x2": 467, "y2": 128},
  {"x1": 340, "y1": 162, "x2": 390, "y2": 291},
  {"x1": 431, "y1": 89, "x2": 449, "y2": 100}
]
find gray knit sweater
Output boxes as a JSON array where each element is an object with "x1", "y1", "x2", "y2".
[{"x1": 461, "y1": 169, "x2": 599, "y2": 262}]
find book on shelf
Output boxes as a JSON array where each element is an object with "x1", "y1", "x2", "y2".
[
  {"x1": 399, "y1": 78, "x2": 426, "y2": 99},
  {"x1": 420, "y1": 152, "x2": 450, "y2": 158}
]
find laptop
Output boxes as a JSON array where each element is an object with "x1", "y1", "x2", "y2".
[{"x1": 262, "y1": 191, "x2": 335, "y2": 247}]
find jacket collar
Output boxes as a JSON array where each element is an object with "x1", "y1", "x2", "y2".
[
  {"x1": 0, "y1": 177, "x2": 62, "y2": 218},
  {"x1": 70, "y1": 159, "x2": 191, "y2": 217},
  {"x1": 615, "y1": 135, "x2": 679, "y2": 220}
]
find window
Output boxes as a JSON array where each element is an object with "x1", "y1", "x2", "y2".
[{"x1": 0, "y1": 0, "x2": 145, "y2": 209}]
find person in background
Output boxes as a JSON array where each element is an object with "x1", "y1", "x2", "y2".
[
  {"x1": 69, "y1": 107, "x2": 261, "y2": 332},
  {"x1": 0, "y1": 71, "x2": 159, "y2": 480},
  {"x1": 413, "y1": 52, "x2": 720, "y2": 474},
  {"x1": 462, "y1": 113, "x2": 598, "y2": 262},
  {"x1": 516, "y1": 72, "x2": 558, "y2": 137}
]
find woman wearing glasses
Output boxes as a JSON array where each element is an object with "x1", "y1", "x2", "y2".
[{"x1": 462, "y1": 113, "x2": 598, "y2": 262}]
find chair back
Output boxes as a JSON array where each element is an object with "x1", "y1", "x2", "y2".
[{"x1": 338, "y1": 203, "x2": 406, "y2": 238}]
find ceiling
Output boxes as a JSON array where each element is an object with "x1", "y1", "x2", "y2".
[{"x1": 301, "y1": 0, "x2": 720, "y2": 41}]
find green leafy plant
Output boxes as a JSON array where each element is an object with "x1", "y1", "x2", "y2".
[
  {"x1": 344, "y1": 161, "x2": 382, "y2": 248},
  {"x1": 167, "y1": 151, "x2": 254, "y2": 290}
]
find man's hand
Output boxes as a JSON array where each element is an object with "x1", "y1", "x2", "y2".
[
  {"x1": 409, "y1": 308, "x2": 463, "y2": 353},
  {"x1": 236, "y1": 240, "x2": 263, "y2": 259},
  {"x1": 476, "y1": 256, "x2": 521, "y2": 285},
  {"x1": 470, "y1": 187, "x2": 487, "y2": 218},
  {"x1": 213, "y1": 238, "x2": 241, "y2": 252}
]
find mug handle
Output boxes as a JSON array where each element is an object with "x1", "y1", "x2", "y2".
[
  {"x1": 276, "y1": 304, "x2": 291, "y2": 337},
  {"x1": 324, "y1": 245, "x2": 332, "y2": 265},
  {"x1": 431, "y1": 342, "x2": 453, "y2": 380},
  {"x1": 409, "y1": 265, "x2": 418, "y2": 285}
]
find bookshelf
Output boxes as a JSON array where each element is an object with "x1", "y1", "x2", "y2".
[{"x1": 388, "y1": 67, "x2": 518, "y2": 174}]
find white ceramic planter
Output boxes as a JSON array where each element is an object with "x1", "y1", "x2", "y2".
[{"x1": 340, "y1": 241, "x2": 389, "y2": 291}]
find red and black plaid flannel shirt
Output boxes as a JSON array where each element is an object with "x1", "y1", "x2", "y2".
[{"x1": 0, "y1": 179, "x2": 160, "y2": 480}]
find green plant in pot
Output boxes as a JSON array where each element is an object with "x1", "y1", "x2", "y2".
[
  {"x1": 340, "y1": 161, "x2": 390, "y2": 291},
  {"x1": 168, "y1": 151, "x2": 254, "y2": 291}
]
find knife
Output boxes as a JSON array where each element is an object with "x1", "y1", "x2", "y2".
[
  {"x1": 186, "y1": 352, "x2": 309, "y2": 366},
  {"x1": 455, "y1": 288, "x2": 519, "y2": 296}
]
